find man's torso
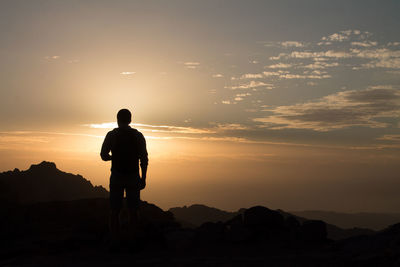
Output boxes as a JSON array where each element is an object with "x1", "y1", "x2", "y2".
[{"x1": 108, "y1": 127, "x2": 143, "y2": 175}]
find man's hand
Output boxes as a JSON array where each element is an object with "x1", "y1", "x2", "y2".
[{"x1": 139, "y1": 178, "x2": 146, "y2": 190}]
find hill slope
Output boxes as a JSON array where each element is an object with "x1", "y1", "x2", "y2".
[
  {"x1": 291, "y1": 210, "x2": 400, "y2": 231},
  {"x1": 0, "y1": 161, "x2": 108, "y2": 203},
  {"x1": 170, "y1": 204, "x2": 375, "y2": 240}
]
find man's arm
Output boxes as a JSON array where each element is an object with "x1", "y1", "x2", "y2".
[
  {"x1": 100, "y1": 132, "x2": 112, "y2": 161},
  {"x1": 138, "y1": 132, "x2": 148, "y2": 183}
]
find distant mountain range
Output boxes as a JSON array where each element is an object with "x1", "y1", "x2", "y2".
[
  {"x1": 290, "y1": 210, "x2": 400, "y2": 231},
  {"x1": 168, "y1": 207, "x2": 400, "y2": 232},
  {"x1": 0, "y1": 161, "x2": 108, "y2": 203},
  {"x1": 169, "y1": 204, "x2": 241, "y2": 228},
  {"x1": 168, "y1": 204, "x2": 375, "y2": 240}
]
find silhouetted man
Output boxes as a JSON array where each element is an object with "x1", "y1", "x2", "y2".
[{"x1": 100, "y1": 108, "x2": 148, "y2": 242}]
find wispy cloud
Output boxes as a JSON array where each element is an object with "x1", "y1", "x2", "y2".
[
  {"x1": 213, "y1": 123, "x2": 250, "y2": 131},
  {"x1": 278, "y1": 74, "x2": 331, "y2": 79},
  {"x1": 301, "y1": 62, "x2": 339, "y2": 69},
  {"x1": 67, "y1": 59, "x2": 80, "y2": 64},
  {"x1": 388, "y1": 42, "x2": 400, "y2": 47},
  {"x1": 0, "y1": 131, "x2": 102, "y2": 138},
  {"x1": 254, "y1": 87, "x2": 400, "y2": 131},
  {"x1": 281, "y1": 41, "x2": 305, "y2": 48},
  {"x1": 0, "y1": 131, "x2": 103, "y2": 151},
  {"x1": 212, "y1": 74, "x2": 224, "y2": 78},
  {"x1": 183, "y1": 62, "x2": 200, "y2": 69},
  {"x1": 234, "y1": 92, "x2": 251, "y2": 101},
  {"x1": 240, "y1": 73, "x2": 264, "y2": 79},
  {"x1": 227, "y1": 81, "x2": 273, "y2": 90},
  {"x1": 262, "y1": 71, "x2": 281, "y2": 77},
  {"x1": 120, "y1": 71, "x2": 136, "y2": 75},
  {"x1": 318, "y1": 29, "x2": 364, "y2": 45},
  {"x1": 44, "y1": 56, "x2": 60, "y2": 60},
  {"x1": 266, "y1": 30, "x2": 400, "y2": 72},
  {"x1": 85, "y1": 122, "x2": 214, "y2": 134},
  {"x1": 351, "y1": 41, "x2": 377, "y2": 47},
  {"x1": 265, "y1": 63, "x2": 293, "y2": 68},
  {"x1": 377, "y1": 134, "x2": 400, "y2": 142}
]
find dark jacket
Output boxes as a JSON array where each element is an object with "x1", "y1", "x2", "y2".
[{"x1": 101, "y1": 126, "x2": 148, "y2": 175}]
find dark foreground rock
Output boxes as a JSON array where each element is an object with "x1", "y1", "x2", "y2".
[
  {"x1": 0, "y1": 163, "x2": 398, "y2": 266},
  {"x1": 1, "y1": 199, "x2": 400, "y2": 266}
]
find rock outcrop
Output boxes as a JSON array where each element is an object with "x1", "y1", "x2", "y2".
[{"x1": 0, "y1": 161, "x2": 108, "y2": 203}]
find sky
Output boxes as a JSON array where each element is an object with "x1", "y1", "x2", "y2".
[{"x1": 1, "y1": 0, "x2": 400, "y2": 212}]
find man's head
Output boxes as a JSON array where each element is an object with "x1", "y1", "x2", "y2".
[{"x1": 117, "y1": 109, "x2": 132, "y2": 126}]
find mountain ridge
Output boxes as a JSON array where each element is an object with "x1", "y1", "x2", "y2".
[
  {"x1": 169, "y1": 204, "x2": 376, "y2": 240},
  {"x1": 0, "y1": 161, "x2": 108, "y2": 203},
  {"x1": 290, "y1": 210, "x2": 400, "y2": 231}
]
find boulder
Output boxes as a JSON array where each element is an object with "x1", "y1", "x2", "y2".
[
  {"x1": 300, "y1": 220, "x2": 327, "y2": 242},
  {"x1": 196, "y1": 221, "x2": 225, "y2": 243},
  {"x1": 243, "y1": 206, "x2": 285, "y2": 240}
]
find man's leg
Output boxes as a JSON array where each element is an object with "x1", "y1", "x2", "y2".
[
  {"x1": 109, "y1": 178, "x2": 124, "y2": 242},
  {"x1": 126, "y1": 185, "x2": 140, "y2": 237},
  {"x1": 109, "y1": 209, "x2": 120, "y2": 240}
]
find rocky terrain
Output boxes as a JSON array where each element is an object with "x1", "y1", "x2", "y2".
[
  {"x1": 1, "y1": 162, "x2": 400, "y2": 266},
  {"x1": 291, "y1": 210, "x2": 400, "y2": 231},
  {"x1": 169, "y1": 205, "x2": 376, "y2": 241},
  {"x1": 0, "y1": 161, "x2": 108, "y2": 203}
]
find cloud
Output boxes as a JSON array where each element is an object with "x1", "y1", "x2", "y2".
[
  {"x1": 0, "y1": 131, "x2": 104, "y2": 150},
  {"x1": 265, "y1": 31, "x2": 400, "y2": 73},
  {"x1": 265, "y1": 63, "x2": 293, "y2": 68},
  {"x1": 213, "y1": 123, "x2": 249, "y2": 131},
  {"x1": 228, "y1": 81, "x2": 273, "y2": 90},
  {"x1": 0, "y1": 135, "x2": 49, "y2": 144},
  {"x1": 262, "y1": 71, "x2": 281, "y2": 77},
  {"x1": 278, "y1": 74, "x2": 331, "y2": 79},
  {"x1": 302, "y1": 62, "x2": 339, "y2": 69},
  {"x1": 262, "y1": 41, "x2": 281, "y2": 48},
  {"x1": 234, "y1": 92, "x2": 251, "y2": 101},
  {"x1": 85, "y1": 122, "x2": 214, "y2": 134},
  {"x1": 359, "y1": 58, "x2": 400, "y2": 69},
  {"x1": 279, "y1": 50, "x2": 352, "y2": 60},
  {"x1": 377, "y1": 135, "x2": 400, "y2": 142},
  {"x1": 120, "y1": 71, "x2": 136, "y2": 75},
  {"x1": 351, "y1": 41, "x2": 377, "y2": 47},
  {"x1": 44, "y1": 56, "x2": 60, "y2": 60},
  {"x1": 281, "y1": 41, "x2": 305, "y2": 47},
  {"x1": 184, "y1": 62, "x2": 200, "y2": 69},
  {"x1": 352, "y1": 48, "x2": 400, "y2": 59},
  {"x1": 212, "y1": 74, "x2": 224, "y2": 78},
  {"x1": 67, "y1": 59, "x2": 80, "y2": 64},
  {"x1": 269, "y1": 53, "x2": 287, "y2": 60},
  {"x1": 387, "y1": 70, "x2": 400, "y2": 75},
  {"x1": 319, "y1": 30, "x2": 362, "y2": 45},
  {"x1": 307, "y1": 81, "x2": 317, "y2": 86},
  {"x1": 388, "y1": 42, "x2": 400, "y2": 47},
  {"x1": 323, "y1": 32, "x2": 349, "y2": 42},
  {"x1": 236, "y1": 93, "x2": 251, "y2": 97},
  {"x1": 240, "y1": 73, "x2": 263, "y2": 79},
  {"x1": 254, "y1": 87, "x2": 400, "y2": 131}
]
